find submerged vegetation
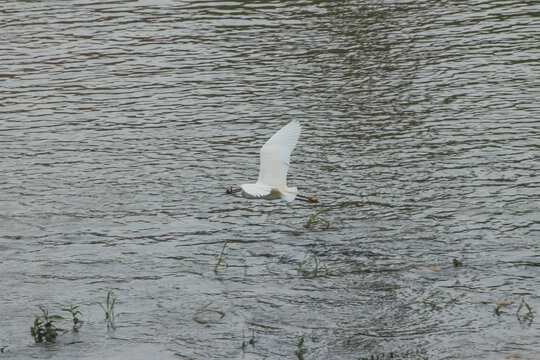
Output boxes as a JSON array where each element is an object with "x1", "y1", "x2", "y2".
[
  {"x1": 62, "y1": 305, "x2": 83, "y2": 331},
  {"x1": 193, "y1": 302, "x2": 225, "y2": 324},
  {"x1": 214, "y1": 241, "x2": 229, "y2": 274},
  {"x1": 241, "y1": 329, "x2": 256, "y2": 350},
  {"x1": 22, "y1": 285, "x2": 534, "y2": 359},
  {"x1": 29, "y1": 291, "x2": 117, "y2": 343},
  {"x1": 490, "y1": 298, "x2": 533, "y2": 326},
  {"x1": 295, "y1": 335, "x2": 307, "y2": 360},
  {"x1": 99, "y1": 290, "x2": 117, "y2": 329},
  {"x1": 516, "y1": 298, "x2": 534, "y2": 325},
  {"x1": 305, "y1": 210, "x2": 330, "y2": 230},
  {"x1": 30, "y1": 306, "x2": 64, "y2": 343},
  {"x1": 298, "y1": 253, "x2": 330, "y2": 277},
  {"x1": 304, "y1": 209, "x2": 343, "y2": 231}
]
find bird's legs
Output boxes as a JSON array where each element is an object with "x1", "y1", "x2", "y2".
[
  {"x1": 297, "y1": 194, "x2": 319, "y2": 203},
  {"x1": 226, "y1": 187, "x2": 241, "y2": 194}
]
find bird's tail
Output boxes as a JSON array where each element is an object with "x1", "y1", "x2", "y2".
[
  {"x1": 281, "y1": 187, "x2": 298, "y2": 203},
  {"x1": 281, "y1": 193, "x2": 297, "y2": 203}
]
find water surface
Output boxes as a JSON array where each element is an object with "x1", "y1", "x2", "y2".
[{"x1": 1, "y1": 1, "x2": 539, "y2": 359}]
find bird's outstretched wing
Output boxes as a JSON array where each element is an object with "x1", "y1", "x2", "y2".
[{"x1": 257, "y1": 120, "x2": 301, "y2": 189}]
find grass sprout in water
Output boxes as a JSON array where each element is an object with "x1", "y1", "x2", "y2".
[
  {"x1": 304, "y1": 210, "x2": 330, "y2": 230},
  {"x1": 30, "y1": 306, "x2": 64, "y2": 343},
  {"x1": 490, "y1": 301, "x2": 511, "y2": 316},
  {"x1": 516, "y1": 298, "x2": 534, "y2": 325},
  {"x1": 99, "y1": 290, "x2": 117, "y2": 329},
  {"x1": 298, "y1": 253, "x2": 330, "y2": 277},
  {"x1": 304, "y1": 209, "x2": 343, "y2": 231},
  {"x1": 193, "y1": 302, "x2": 225, "y2": 324},
  {"x1": 62, "y1": 305, "x2": 83, "y2": 331},
  {"x1": 214, "y1": 241, "x2": 228, "y2": 274},
  {"x1": 241, "y1": 329, "x2": 256, "y2": 350},
  {"x1": 295, "y1": 335, "x2": 307, "y2": 360}
]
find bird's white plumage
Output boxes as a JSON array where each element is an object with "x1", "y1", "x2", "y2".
[
  {"x1": 257, "y1": 120, "x2": 301, "y2": 190},
  {"x1": 240, "y1": 183, "x2": 273, "y2": 198},
  {"x1": 236, "y1": 120, "x2": 305, "y2": 203}
]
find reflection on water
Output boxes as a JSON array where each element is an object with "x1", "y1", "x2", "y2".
[{"x1": 1, "y1": 0, "x2": 538, "y2": 359}]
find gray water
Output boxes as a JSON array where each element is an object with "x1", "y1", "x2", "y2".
[{"x1": 1, "y1": 1, "x2": 539, "y2": 359}]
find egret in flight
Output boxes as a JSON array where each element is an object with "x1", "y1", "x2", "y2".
[{"x1": 226, "y1": 120, "x2": 318, "y2": 203}]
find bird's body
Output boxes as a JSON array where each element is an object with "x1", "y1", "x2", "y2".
[
  {"x1": 239, "y1": 184, "x2": 285, "y2": 200},
  {"x1": 227, "y1": 120, "x2": 318, "y2": 203}
]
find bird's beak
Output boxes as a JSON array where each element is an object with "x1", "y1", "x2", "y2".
[{"x1": 297, "y1": 194, "x2": 319, "y2": 203}]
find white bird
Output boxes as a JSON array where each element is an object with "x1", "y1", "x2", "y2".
[{"x1": 226, "y1": 120, "x2": 318, "y2": 203}]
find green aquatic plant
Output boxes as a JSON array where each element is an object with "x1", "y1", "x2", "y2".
[
  {"x1": 62, "y1": 305, "x2": 83, "y2": 331},
  {"x1": 295, "y1": 335, "x2": 307, "y2": 360},
  {"x1": 193, "y1": 302, "x2": 225, "y2": 324},
  {"x1": 241, "y1": 329, "x2": 256, "y2": 350},
  {"x1": 99, "y1": 290, "x2": 117, "y2": 329},
  {"x1": 30, "y1": 306, "x2": 64, "y2": 343},
  {"x1": 304, "y1": 209, "x2": 344, "y2": 231},
  {"x1": 516, "y1": 298, "x2": 533, "y2": 325},
  {"x1": 298, "y1": 253, "x2": 329, "y2": 277},
  {"x1": 487, "y1": 301, "x2": 511, "y2": 317},
  {"x1": 214, "y1": 241, "x2": 229, "y2": 274},
  {"x1": 452, "y1": 258, "x2": 463, "y2": 267},
  {"x1": 304, "y1": 210, "x2": 330, "y2": 230}
]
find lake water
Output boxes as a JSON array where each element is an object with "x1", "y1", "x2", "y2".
[{"x1": 1, "y1": 1, "x2": 539, "y2": 359}]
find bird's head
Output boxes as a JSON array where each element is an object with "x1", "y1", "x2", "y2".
[{"x1": 226, "y1": 187, "x2": 241, "y2": 195}]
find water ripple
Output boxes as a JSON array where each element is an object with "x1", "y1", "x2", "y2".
[{"x1": 1, "y1": 0, "x2": 538, "y2": 359}]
